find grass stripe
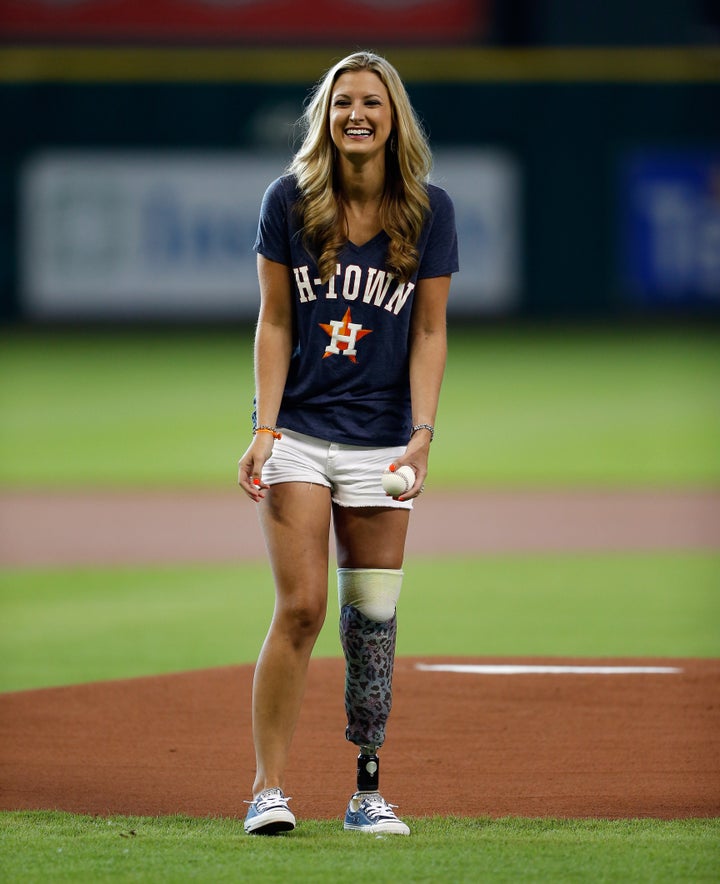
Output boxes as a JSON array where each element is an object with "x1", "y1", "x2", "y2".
[
  {"x1": 1, "y1": 552, "x2": 717, "y2": 692},
  {"x1": 0, "y1": 812, "x2": 718, "y2": 883},
  {"x1": 1, "y1": 327, "x2": 718, "y2": 488}
]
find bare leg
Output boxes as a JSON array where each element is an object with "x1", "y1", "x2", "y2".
[
  {"x1": 251, "y1": 482, "x2": 332, "y2": 796},
  {"x1": 333, "y1": 505, "x2": 410, "y2": 570}
]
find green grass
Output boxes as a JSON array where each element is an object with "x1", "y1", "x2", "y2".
[
  {"x1": 0, "y1": 329, "x2": 253, "y2": 488},
  {"x1": 1, "y1": 812, "x2": 718, "y2": 883},
  {"x1": 1, "y1": 552, "x2": 717, "y2": 692},
  {"x1": 1, "y1": 325, "x2": 718, "y2": 488},
  {"x1": 440, "y1": 326, "x2": 720, "y2": 487}
]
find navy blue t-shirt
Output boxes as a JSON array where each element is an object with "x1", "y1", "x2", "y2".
[{"x1": 253, "y1": 174, "x2": 458, "y2": 446}]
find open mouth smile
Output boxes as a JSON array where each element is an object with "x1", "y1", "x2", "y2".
[{"x1": 345, "y1": 128, "x2": 373, "y2": 138}]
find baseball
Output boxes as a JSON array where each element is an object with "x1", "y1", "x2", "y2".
[{"x1": 381, "y1": 465, "x2": 416, "y2": 497}]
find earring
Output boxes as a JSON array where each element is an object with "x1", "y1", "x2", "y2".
[{"x1": 390, "y1": 134, "x2": 397, "y2": 153}]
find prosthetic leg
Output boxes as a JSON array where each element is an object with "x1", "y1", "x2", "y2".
[
  {"x1": 339, "y1": 569, "x2": 410, "y2": 834},
  {"x1": 338, "y1": 568, "x2": 402, "y2": 755}
]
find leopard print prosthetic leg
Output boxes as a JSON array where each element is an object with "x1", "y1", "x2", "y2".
[{"x1": 339, "y1": 604, "x2": 397, "y2": 749}]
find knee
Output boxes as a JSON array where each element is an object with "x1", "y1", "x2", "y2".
[{"x1": 275, "y1": 596, "x2": 326, "y2": 644}]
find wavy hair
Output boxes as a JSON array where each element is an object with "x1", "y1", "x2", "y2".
[{"x1": 288, "y1": 51, "x2": 432, "y2": 283}]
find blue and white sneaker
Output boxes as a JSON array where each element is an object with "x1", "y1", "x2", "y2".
[
  {"x1": 344, "y1": 791, "x2": 410, "y2": 836},
  {"x1": 244, "y1": 788, "x2": 296, "y2": 835}
]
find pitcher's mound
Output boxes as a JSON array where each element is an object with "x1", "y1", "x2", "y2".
[{"x1": 1, "y1": 657, "x2": 718, "y2": 820}]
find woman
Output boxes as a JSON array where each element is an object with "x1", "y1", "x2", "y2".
[{"x1": 238, "y1": 51, "x2": 458, "y2": 836}]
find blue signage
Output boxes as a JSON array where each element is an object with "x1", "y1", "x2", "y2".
[{"x1": 621, "y1": 151, "x2": 720, "y2": 307}]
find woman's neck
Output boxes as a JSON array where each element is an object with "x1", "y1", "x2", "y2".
[
  {"x1": 336, "y1": 159, "x2": 386, "y2": 245},
  {"x1": 337, "y1": 155, "x2": 386, "y2": 206}
]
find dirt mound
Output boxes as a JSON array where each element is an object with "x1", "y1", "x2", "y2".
[{"x1": 2, "y1": 656, "x2": 718, "y2": 821}]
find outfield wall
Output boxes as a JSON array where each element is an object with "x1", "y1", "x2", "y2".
[{"x1": 1, "y1": 46, "x2": 719, "y2": 321}]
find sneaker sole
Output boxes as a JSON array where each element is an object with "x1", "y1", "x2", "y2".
[
  {"x1": 344, "y1": 821, "x2": 410, "y2": 836},
  {"x1": 245, "y1": 812, "x2": 296, "y2": 836}
]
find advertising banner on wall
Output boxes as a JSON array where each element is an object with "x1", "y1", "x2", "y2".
[
  {"x1": 433, "y1": 149, "x2": 522, "y2": 313},
  {"x1": 0, "y1": 0, "x2": 487, "y2": 42},
  {"x1": 20, "y1": 149, "x2": 521, "y2": 320},
  {"x1": 620, "y1": 151, "x2": 720, "y2": 307}
]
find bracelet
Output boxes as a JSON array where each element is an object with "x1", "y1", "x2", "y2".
[
  {"x1": 411, "y1": 423, "x2": 435, "y2": 442},
  {"x1": 253, "y1": 425, "x2": 282, "y2": 440}
]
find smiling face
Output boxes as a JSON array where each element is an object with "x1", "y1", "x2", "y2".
[{"x1": 329, "y1": 69, "x2": 394, "y2": 163}]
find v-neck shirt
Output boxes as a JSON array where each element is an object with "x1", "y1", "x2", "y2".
[{"x1": 253, "y1": 174, "x2": 458, "y2": 446}]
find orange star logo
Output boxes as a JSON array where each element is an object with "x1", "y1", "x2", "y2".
[{"x1": 319, "y1": 307, "x2": 372, "y2": 363}]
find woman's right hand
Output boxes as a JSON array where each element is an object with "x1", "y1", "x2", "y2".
[{"x1": 237, "y1": 434, "x2": 276, "y2": 502}]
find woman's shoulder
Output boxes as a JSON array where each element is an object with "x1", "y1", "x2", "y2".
[
  {"x1": 263, "y1": 173, "x2": 301, "y2": 203},
  {"x1": 424, "y1": 183, "x2": 456, "y2": 229},
  {"x1": 426, "y1": 182, "x2": 455, "y2": 211}
]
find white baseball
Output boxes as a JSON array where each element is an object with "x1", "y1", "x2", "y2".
[{"x1": 381, "y1": 465, "x2": 416, "y2": 497}]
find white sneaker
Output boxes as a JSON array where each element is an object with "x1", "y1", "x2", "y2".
[
  {"x1": 344, "y1": 791, "x2": 410, "y2": 835},
  {"x1": 244, "y1": 788, "x2": 296, "y2": 835}
]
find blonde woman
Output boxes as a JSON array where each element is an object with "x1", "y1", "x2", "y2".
[{"x1": 238, "y1": 51, "x2": 458, "y2": 836}]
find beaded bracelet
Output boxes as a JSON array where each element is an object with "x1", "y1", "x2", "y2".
[
  {"x1": 253, "y1": 425, "x2": 282, "y2": 440},
  {"x1": 411, "y1": 423, "x2": 435, "y2": 442}
]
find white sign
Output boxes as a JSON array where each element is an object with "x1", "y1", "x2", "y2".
[
  {"x1": 21, "y1": 152, "x2": 278, "y2": 319},
  {"x1": 20, "y1": 149, "x2": 521, "y2": 319},
  {"x1": 432, "y1": 149, "x2": 522, "y2": 313}
]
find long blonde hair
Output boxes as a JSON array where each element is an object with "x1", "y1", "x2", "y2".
[{"x1": 288, "y1": 51, "x2": 432, "y2": 283}]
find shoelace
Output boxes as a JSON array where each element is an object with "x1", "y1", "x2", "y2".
[
  {"x1": 245, "y1": 790, "x2": 292, "y2": 811},
  {"x1": 360, "y1": 795, "x2": 400, "y2": 821}
]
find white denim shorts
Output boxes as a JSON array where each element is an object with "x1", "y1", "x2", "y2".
[{"x1": 261, "y1": 428, "x2": 413, "y2": 509}]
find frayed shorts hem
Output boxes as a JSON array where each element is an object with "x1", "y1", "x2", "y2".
[{"x1": 260, "y1": 428, "x2": 413, "y2": 510}]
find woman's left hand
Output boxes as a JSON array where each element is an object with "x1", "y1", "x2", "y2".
[{"x1": 388, "y1": 432, "x2": 431, "y2": 501}]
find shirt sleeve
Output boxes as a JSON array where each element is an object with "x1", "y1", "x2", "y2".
[
  {"x1": 417, "y1": 186, "x2": 460, "y2": 279},
  {"x1": 253, "y1": 176, "x2": 292, "y2": 266}
]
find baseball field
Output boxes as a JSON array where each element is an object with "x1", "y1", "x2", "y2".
[{"x1": 1, "y1": 324, "x2": 719, "y2": 881}]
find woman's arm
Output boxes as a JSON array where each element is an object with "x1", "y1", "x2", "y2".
[
  {"x1": 397, "y1": 274, "x2": 451, "y2": 499},
  {"x1": 237, "y1": 255, "x2": 293, "y2": 501}
]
